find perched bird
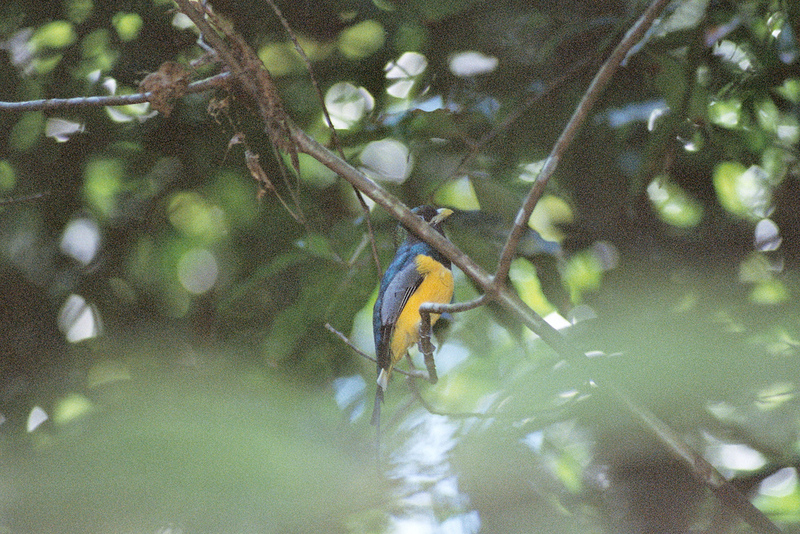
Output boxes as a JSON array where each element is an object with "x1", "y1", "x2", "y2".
[{"x1": 372, "y1": 206, "x2": 454, "y2": 427}]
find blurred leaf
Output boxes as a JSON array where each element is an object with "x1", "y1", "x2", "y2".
[
  {"x1": 66, "y1": 0, "x2": 92, "y2": 24},
  {"x1": 111, "y1": 12, "x2": 143, "y2": 42},
  {"x1": 433, "y1": 176, "x2": 481, "y2": 210},
  {"x1": 652, "y1": 0, "x2": 710, "y2": 37},
  {"x1": 324, "y1": 82, "x2": 374, "y2": 130},
  {"x1": 52, "y1": 393, "x2": 93, "y2": 425},
  {"x1": 713, "y1": 162, "x2": 772, "y2": 219},
  {"x1": 739, "y1": 252, "x2": 773, "y2": 283},
  {"x1": 359, "y1": 138, "x2": 413, "y2": 183},
  {"x1": 258, "y1": 41, "x2": 304, "y2": 76},
  {"x1": 510, "y1": 257, "x2": 556, "y2": 316},
  {"x1": 84, "y1": 158, "x2": 124, "y2": 217},
  {"x1": 295, "y1": 233, "x2": 338, "y2": 261},
  {"x1": 713, "y1": 40, "x2": 755, "y2": 71},
  {"x1": 385, "y1": 51, "x2": 428, "y2": 99},
  {"x1": 563, "y1": 250, "x2": 603, "y2": 303},
  {"x1": 87, "y1": 360, "x2": 132, "y2": 388},
  {"x1": 167, "y1": 191, "x2": 228, "y2": 241},
  {"x1": 79, "y1": 29, "x2": 118, "y2": 74},
  {"x1": 390, "y1": 0, "x2": 481, "y2": 21},
  {"x1": 206, "y1": 170, "x2": 259, "y2": 227},
  {"x1": 0, "y1": 160, "x2": 16, "y2": 191},
  {"x1": 337, "y1": 20, "x2": 385, "y2": 59},
  {"x1": 528, "y1": 195, "x2": 573, "y2": 241},
  {"x1": 750, "y1": 279, "x2": 789, "y2": 305},
  {"x1": 9, "y1": 111, "x2": 44, "y2": 151},
  {"x1": 646, "y1": 177, "x2": 704, "y2": 228},
  {"x1": 708, "y1": 98, "x2": 742, "y2": 128},
  {"x1": 31, "y1": 20, "x2": 76, "y2": 49},
  {"x1": 775, "y1": 78, "x2": 800, "y2": 103}
]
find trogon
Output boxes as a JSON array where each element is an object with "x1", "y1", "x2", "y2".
[{"x1": 372, "y1": 206, "x2": 454, "y2": 427}]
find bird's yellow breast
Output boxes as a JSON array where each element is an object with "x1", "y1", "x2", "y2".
[{"x1": 389, "y1": 254, "x2": 454, "y2": 365}]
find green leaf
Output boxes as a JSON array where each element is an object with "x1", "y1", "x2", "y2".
[
  {"x1": 52, "y1": 393, "x2": 94, "y2": 425},
  {"x1": 112, "y1": 12, "x2": 143, "y2": 42},
  {"x1": 10, "y1": 112, "x2": 44, "y2": 151},
  {"x1": 510, "y1": 258, "x2": 556, "y2": 316},
  {"x1": 563, "y1": 250, "x2": 603, "y2": 302},
  {"x1": 713, "y1": 162, "x2": 772, "y2": 219},
  {"x1": 750, "y1": 280, "x2": 789, "y2": 305},
  {"x1": 708, "y1": 98, "x2": 742, "y2": 129},
  {"x1": 167, "y1": 191, "x2": 228, "y2": 241},
  {"x1": 66, "y1": 0, "x2": 93, "y2": 23},
  {"x1": 433, "y1": 176, "x2": 480, "y2": 210},
  {"x1": 31, "y1": 20, "x2": 76, "y2": 49},
  {"x1": 775, "y1": 78, "x2": 800, "y2": 103},
  {"x1": 84, "y1": 158, "x2": 125, "y2": 218},
  {"x1": 294, "y1": 233, "x2": 338, "y2": 261},
  {"x1": 337, "y1": 20, "x2": 385, "y2": 60},
  {"x1": 0, "y1": 160, "x2": 17, "y2": 191},
  {"x1": 646, "y1": 177, "x2": 704, "y2": 228}
]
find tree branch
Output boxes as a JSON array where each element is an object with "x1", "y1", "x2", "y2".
[
  {"x1": 0, "y1": 72, "x2": 230, "y2": 112},
  {"x1": 493, "y1": 0, "x2": 674, "y2": 287}
]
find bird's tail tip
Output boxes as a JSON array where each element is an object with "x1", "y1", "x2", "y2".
[{"x1": 370, "y1": 385, "x2": 384, "y2": 426}]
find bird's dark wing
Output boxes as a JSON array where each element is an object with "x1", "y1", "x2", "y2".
[{"x1": 375, "y1": 256, "x2": 423, "y2": 371}]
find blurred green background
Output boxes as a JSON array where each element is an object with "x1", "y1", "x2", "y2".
[{"x1": 1, "y1": 0, "x2": 799, "y2": 532}]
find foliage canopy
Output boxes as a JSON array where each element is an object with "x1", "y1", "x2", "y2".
[{"x1": 1, "y1": 0, "x2": 799, "y2": 532}]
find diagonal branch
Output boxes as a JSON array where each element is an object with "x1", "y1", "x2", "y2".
[
  {"x1": 493, "y1": 0, "x2": 674, "y2": 287},
  {"x1": 174, "y1": 0, "x2": 297, "y2": 163},
  {"x1": 263, "y1": 0, "x2": 382, "y2": 278}
]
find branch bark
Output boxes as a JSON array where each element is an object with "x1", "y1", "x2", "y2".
[{"x1": 0, "y1": 72, "x2": 230, "y2": 112}]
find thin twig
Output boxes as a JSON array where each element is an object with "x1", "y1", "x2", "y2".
[
  {"x1": 244, "y1": 147, "x2": 302, "y2": 221},
  {"x1": 176, "y1": 0, "x2": 342, "y2": 251},
  {"x1": 406, "y1": 375, "x2": 493, "y2": 419},
  {"x1": 418, "y1": 296, "x2": 488, "y2": 383},
  {"x1": 263, "y1": 0, "x2": 342, "y2": 155},
  {"x1": 417, "y1": 313, "x2": 438, "y2": 384},
  {"x1": 0, "y1": 73, "x2": 230, "y2": 111},
  {"x1": 0, "y1": 190, "x2": 50, "y2": 205},
  {"x1": 419, "y1": 295, "x2": 487, "y2": 315},
  {"x1": 323, "y1": 323, "x2": 425, "y2": 379},
  {"x1": 263, "y1": 0, "x2": 382, "y2": 278}
]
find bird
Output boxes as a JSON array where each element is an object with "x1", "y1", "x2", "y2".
[{"x1": 371, "y1": 206, "x2": 454, "y2": 428}]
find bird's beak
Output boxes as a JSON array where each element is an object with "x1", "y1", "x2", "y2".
[{"x1": 431, "y1": 208, "x2": 454, "y2": 225}]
